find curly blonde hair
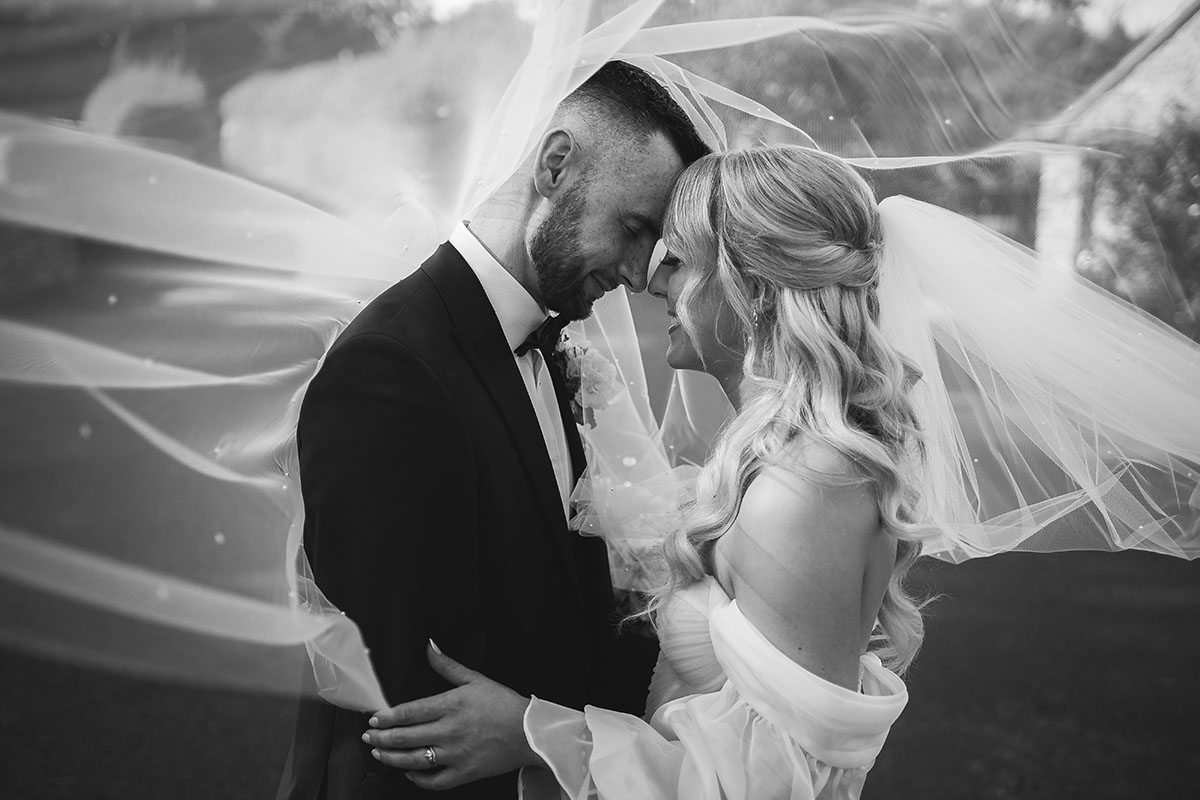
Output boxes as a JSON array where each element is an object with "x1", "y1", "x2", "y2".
[{"x1": 646, "y1": 145, "x2": 936, "y2": 674}]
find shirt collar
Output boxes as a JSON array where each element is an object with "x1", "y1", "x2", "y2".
[{"x1": 450, "y1": 221, "x2": 547, "y2": 353}]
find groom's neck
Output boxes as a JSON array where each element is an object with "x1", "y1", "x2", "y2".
[{"x1": 466, "y1": 179, "x2": 539, "y2": 299}]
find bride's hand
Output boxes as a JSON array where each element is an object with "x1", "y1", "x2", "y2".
[{"x1": 362, "y1": 641, "x2": 544, "y2": 791}]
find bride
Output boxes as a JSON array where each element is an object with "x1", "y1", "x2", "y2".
[{"x1": 362, "y1": 145, "x2": 941, "y2": 798}]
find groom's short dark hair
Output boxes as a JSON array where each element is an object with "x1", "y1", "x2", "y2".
[{"x1": 561, "y1": 60, "x2": 710, "y2": 166}]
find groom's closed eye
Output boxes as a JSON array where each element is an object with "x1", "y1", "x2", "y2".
[{"x1": 624, "y1": 212, "x2": 661, "y2": 239}]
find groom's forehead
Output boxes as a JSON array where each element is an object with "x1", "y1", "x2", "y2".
[
  {"x1": 598, "y1": 137, "x2": 683, "y2": 201},
  {"x1": 611, "y1": 130, "x2": 684, "y2": 174}
]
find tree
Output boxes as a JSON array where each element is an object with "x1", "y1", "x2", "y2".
[{"x1": 1082, "y1": 108, "x2": 1200, "y2": 333}]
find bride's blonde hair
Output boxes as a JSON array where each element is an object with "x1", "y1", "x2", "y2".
[{"x1": 647, "y1": 145, "x2": 934, "y2": 674}]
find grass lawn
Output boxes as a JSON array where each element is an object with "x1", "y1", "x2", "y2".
[
  {"x1": 1, "y1": 548, "x2": 1196, "y2": 799},
  {"x1": 875, "y1": 550, "x2": 1200, "y2": 799}
]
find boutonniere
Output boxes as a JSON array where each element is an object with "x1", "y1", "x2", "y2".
[{"x1": 546, "y1": 333, "x2": 622, "y2": 428}]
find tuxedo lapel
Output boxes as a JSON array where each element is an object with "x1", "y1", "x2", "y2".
[{"x1": 421, "y1": 245, "x2": 582, "y2": 587}]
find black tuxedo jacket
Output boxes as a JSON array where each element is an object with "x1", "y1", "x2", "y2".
[{"x1": 277, "y1": 243, "x2": 656, "y2": 800}]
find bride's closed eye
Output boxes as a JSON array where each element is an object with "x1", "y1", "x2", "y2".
[{"x1": 649, "y1": 251, "x2": 683, "y2": 299}]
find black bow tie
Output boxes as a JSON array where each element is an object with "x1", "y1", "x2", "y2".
[{"x1": 514, "y1": 314, "x2": 570, "y2": 357}]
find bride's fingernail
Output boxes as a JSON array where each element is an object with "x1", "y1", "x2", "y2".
[
  {"x1": 361, "y1": 732, "x2": 370, "y2": 744},
  {"x1": 368, "y1": 716, "x2": 379, "y2": 727},
  {"x1": 428, "y1": 638, "x2": 442, "y2": 655},
  {"x1": 371, "y1": 749, "x2": 380, "y2": 760}
]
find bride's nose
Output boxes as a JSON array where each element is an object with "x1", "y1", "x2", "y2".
[{"x1": 648, "y1": 260, "x2": 669, "y2": 300}]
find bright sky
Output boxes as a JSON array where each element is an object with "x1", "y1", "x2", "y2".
[
  {"x1": 428, "y1": 0, "x2": 537, "y2": 21},
  {"x1": 1081, "y1": 0, "x2": 1192, "y2": 32},
  {"x1": 428, "y1": 0, "x2": 1193, "y2": 33}
]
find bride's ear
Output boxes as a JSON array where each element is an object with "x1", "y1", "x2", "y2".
[{"x1": 533, "y1": 128, "x2": 578, "y2": 199}]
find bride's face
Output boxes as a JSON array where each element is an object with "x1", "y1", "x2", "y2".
[{"x1": 649, "y1": 248, "x2": 744, "y2": 377}]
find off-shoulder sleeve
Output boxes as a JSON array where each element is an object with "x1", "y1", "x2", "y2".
[{"x1": 518, "y1": 601, "x2": 908, "y2": 800}]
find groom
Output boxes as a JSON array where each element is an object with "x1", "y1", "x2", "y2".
[{"x1": 277, "y1": 61, "x2": 708, "y2": 800}]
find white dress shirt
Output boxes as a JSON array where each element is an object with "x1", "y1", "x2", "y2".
[{"x1": 449, "y1": 222, "x2": 573, "y2": 514}]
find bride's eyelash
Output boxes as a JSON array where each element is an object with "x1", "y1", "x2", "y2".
[{"x1": 660, "y1": 253, "x2": 682, "y2": 268}]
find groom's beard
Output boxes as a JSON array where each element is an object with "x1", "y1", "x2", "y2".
[{"x1": 530, "y1": 182, "x2": 592, "y2": 321}]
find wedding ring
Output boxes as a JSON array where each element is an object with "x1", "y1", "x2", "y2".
[{"x1": 423, "y1": 745, "x2": 438, "y2": 769}]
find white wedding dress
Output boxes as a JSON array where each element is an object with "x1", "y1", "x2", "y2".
[{"x1": 518, "y1": 576, "x2": 907, "y2": 800}]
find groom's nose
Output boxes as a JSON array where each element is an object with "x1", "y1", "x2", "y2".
[
  {"x1": 621, "y1": 266, "x2": 648, "y2": 293},
  {"x1": 618, "y1": 255, "x2": 649, "y2": 294}
]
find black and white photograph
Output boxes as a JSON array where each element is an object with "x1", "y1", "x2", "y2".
[{"x1": 1, "y1": 1, "x2": 1198, "y2": 798}]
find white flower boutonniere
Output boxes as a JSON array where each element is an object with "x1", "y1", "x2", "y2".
[{"x1": 549, "y1": 334, "x2": 623, "y2": 428}]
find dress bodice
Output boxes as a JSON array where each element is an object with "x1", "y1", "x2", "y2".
[
  {"x1": 646, "y1": 577, "x2": 729, "y2": 710},
  {"x1": 646, "y1": 576, "x2": 908, "y2": 769}
]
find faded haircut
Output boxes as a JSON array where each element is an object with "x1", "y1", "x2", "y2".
[{"x1": 559, "y1": 60, "x2": 710, "y2": 166}]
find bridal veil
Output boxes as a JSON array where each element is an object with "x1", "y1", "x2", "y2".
[{"x1": 1, "y1": 0, "x2": 1196, "y2": 710}]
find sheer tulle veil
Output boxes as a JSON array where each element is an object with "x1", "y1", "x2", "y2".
[
  {"x1": 873, "y1": 197, "x2": 1199, "y2": 562},
  {"x1": 1, "y1": 0, "x2": 1197, "y2": 711}
]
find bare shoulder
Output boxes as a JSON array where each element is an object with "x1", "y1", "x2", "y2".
[{"x1": 736, "y1": 438, "x2": 879, "y2": 560}]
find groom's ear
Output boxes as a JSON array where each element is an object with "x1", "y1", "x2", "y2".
[{"x1": 533, "y1": 128, "x2": 579, "y2": 199}]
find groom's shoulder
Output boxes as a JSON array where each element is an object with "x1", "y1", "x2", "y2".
[{"x1": 333, "y1": 245, "x2": 459, "y2": 351}]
